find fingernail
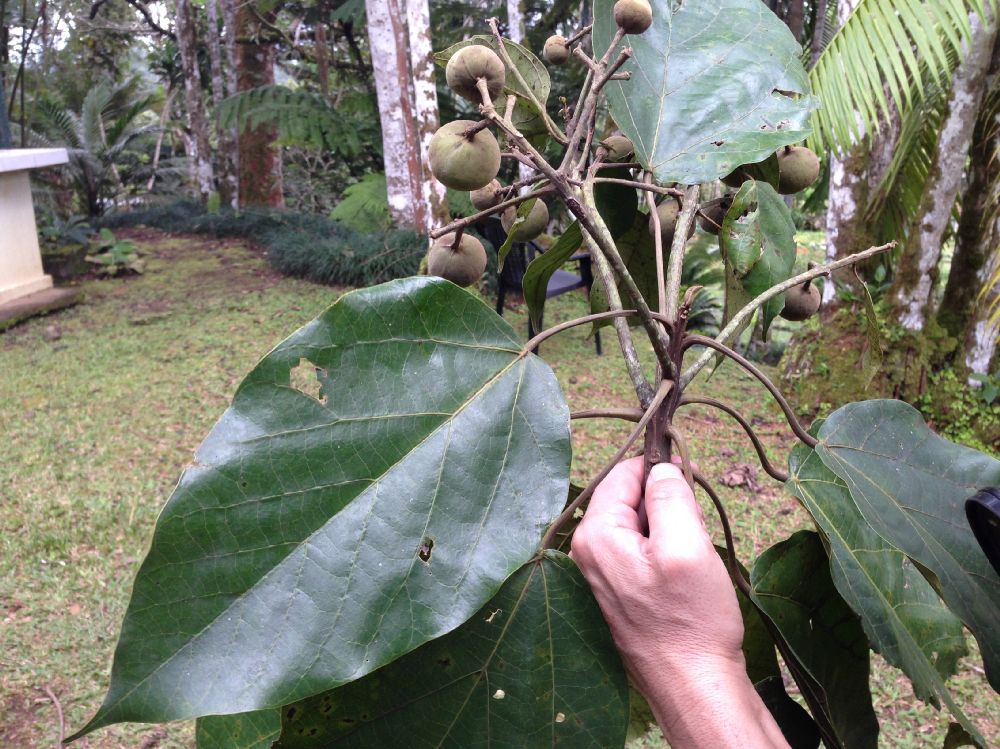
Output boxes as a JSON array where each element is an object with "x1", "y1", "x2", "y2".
[{"x1": 649, "y1": 462, "x2": 682, "y2": 481}]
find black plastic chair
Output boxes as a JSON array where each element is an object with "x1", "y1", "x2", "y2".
[{"x1": 477, "y1": 217, "x2": 602, "y2": 355}]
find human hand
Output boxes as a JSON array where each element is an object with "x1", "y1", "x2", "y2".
[{"x1": 571, "y1": 457, "x2": 789, "y2": 748}]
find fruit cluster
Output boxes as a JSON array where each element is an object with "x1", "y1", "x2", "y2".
[{"x1": 425, "y1": 0, "x2": 821, "y2": 323}]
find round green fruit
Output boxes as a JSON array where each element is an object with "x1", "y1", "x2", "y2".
[
  {"x1": 501, "y1": 200, "x2": 549, "y2": 241},
  {"x1": 428, "y1": 120, "x2": 501, "y2": 191},
  {"x1": 614, "y1": 0, "x2": 653, "y2": 34},
  {"x1": 602, "y1": 134, "x2": 635, "y2": 162},
  {"x1": 543, "y1": 35, "x2": 570, "y2": 65},
  {"x1": 698, "y1": 196, "x2": 732, "y2": 235},
  {"x1": 427, "y1": 233, "x2": 488, "y2": 287},
  {"x1": 470, "y1": 179, "x2": 504, "y2": 211},
  {"x1": 776, "y1": 146, "x2": 820, "y2": 195},
  {"x1": 647, "y1": 199, "x2": 694, "y2": 245},
  {"x1": 779, "y1": 280, "x2": 821, "y2": 321},
  {"x1": 445, "y1": 45, "x2": 506, "y2": 103}
]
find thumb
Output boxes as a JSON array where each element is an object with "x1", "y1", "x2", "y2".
[{"x1": 644, "y1": 463, "x2": 709, "y2": 556}]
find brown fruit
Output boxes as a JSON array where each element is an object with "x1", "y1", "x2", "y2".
[
  {"x1": 445, "y1": 45, "x2": 506, "y2": 103},
  {"x1": 543, "y1": 35, "x2": 570, "y2": 65},
  {"x1": 647, "y1": 199, "x2": 695, "y2": 245},
  {"x1": 470, "y1": 179, "x2": 504, "y2": 211},
  {"x1": 428, "y1": 120, "x2": 501, "y2": 191},
  {"x1": 501, "y1": 200, "x2": 549, "y2": 241},
  {"x1": 427, "y1": 233, "x2": 488, "y2": 287},
  {"x1": 614, "y1": 0, "x2": 653, "y2": 34},
  {"x1": 777, "y1": 145, "x2": 820, "y2": 195},
  {"x1": 779, "y1": 280, "x2": 821, "y2": 321},
  {"x1": 602, "y1": 134, "x2": 635, "y2": 162},
  {"x1": 698, "y1": 196, "x2": 732, "y2": 235}
]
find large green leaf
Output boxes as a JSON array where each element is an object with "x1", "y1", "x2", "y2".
[
  {"x1": 523, "y1": 221, "x2": 584, "y2": 331},
  {"x1": 272, "y1": 551, "x2": 629, "y2": 748},
  {"x1": 815, "y1": 399, "x2": 1000, "y2": 691},
  {"x1": 750, "y1": 531, "x2": 879, "y2": 749},
  {"x1": 787, "y1": 443, "x2": 980, "y2": 742},
  {"x1": 197, "y1": 710, "x2": 281, "y2": 749},
  {"x1": 719, "y1": 180, "x2": 797, "y2": 338},
  {"x1": 70, "y1": 277, "x2": 571, "y2": 738},
  {"x1": 595, "y1": 166, "x2": 639, "y2": 239},
  {"x1": 592, "y1": 0, "x2": 815, "y2": 185}
]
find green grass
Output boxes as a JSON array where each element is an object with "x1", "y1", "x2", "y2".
[{"x1": 1, "y1": 228, "x2": 996, "y2": 747}]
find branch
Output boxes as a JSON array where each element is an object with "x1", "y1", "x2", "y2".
[
  {"x1": 582, "y1": 234, "x2": 655, "y2": 406},
  {"x1": 125, "y1": 0, "x2": 176, "y2": 40},
  {"x1": 487, "y1": 17, "x2": 567, "y2": 144},
  {"x1": 665, "y1": 185, "x2": 700, "y2": 324},
  {"x1": 691, "y1": 470, "x2": 751, "y2": 598},
  {"x1": 520, "y1": 309, "x2": 640, "y2": 354},
  {"x1": 571, "y1": 407, "x2": 645, "y2": 421},
  {"x1": 593, "y1": 177, "x2": 685, "y2": 197},
  {"x1": 680, "y1": 241, "x2": 896, "y2": 386},
  {"x1": 429, "y1": 185, "x2": 554, "y2": 240},
  {"x1": 540, "y1": 380, "x2": 672, "y2": 549}
]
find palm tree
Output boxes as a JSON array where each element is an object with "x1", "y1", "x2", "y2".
[{"x1": 27, "y1": 77, "x2": 159, "y2": 217}]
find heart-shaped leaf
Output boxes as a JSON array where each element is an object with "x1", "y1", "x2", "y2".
[
  {"x1": 272, "y1": 551, "x2": 629, "y2": 748},
  {"x1": 720, "y1": 180, "x2": 796, "y2": 338},
  {"x1": 787, "y1": 442, "x2": 980, "y2": 743},
  {"x1": 815, "y1": 399, "x2": 1000, "y2": 692},
  {"x1": 197, "y1": 710, "x2": 281, "y2": 749},
  {"x1": 70, "y1": 277, "x2": 571, "y2": 738},
  {"x1": 523, "y1": 221, "x2": 584, "y2": 331},
  {"x1": 592, "y1": 0, "x2": 816, "y2": 185},
  {"x1": 750, "y1": 531, "x2": 879, "y2": 749}
]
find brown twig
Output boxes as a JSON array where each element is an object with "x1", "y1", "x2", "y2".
[
  {"x1": 429, "y1": 185, "x2": 555, "y2": 239},
  {"x1": 592, "y1": 177, "x2": 685, "y2": 197},
  {"x1": 691, "y1": 470, "x2": 752, "y2": 598},
  {"x1": 678, "y1": 396, "x2": 790, "y2": 482},
  {"x1": 682, "y1": 334, "x2": 818, "y2": 448},
  {"x1": 42, "y1": 685, "x2": 64, "y2": 746},
  {"x1": 571, "y1": 407, "x2": 645, "y2": 421}
]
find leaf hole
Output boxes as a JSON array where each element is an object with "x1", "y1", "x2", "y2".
[
  {"x1": 418, "y1": 537, "x2": 434, "y2": 563},
  {"x1": 288, "y1": 358, "x2": 328, "y2": 404},
  {"x1": 437, "y1": 656, "x2": 453, "y2": 668},
  {"x1": 285, "y1": 706, "x2": 298, "y2": 721}
]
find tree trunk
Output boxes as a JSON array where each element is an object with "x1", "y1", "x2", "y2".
[
  {"x1": 964, "y1": 245, "x2": 1000, "y2": 377},
  {"x1": 176, "y1": 0, "x2": 216, "y2": 201},
  {"x1": 206, "y1": 0, "x2": 238, "y2": 207},
  {"x1": 406, "y1": 0, "x2": 448, "y2": 230},
  {"x1": 786, "y1": 0, "x2": 804, "y2": 41},
  {"x1": 315, "y1": 19, "x2": 330, "y2": 96},
  {"x1": 235, "y1": 1, "x2": 284, "y2": 208},
  {"x1": 891, "y1": 11, "x2": 998, "y2": 330},
  {"x1": 365, "y1": 0, "x2": 424, "y2": 228},
  {"x1": 810, "y1": 0, "x2": 827, "y2": 67},
  {"x1": 506, "y1": 0, "x2": 534, "y2": 190},
  {"x1": 822, "y1": 0, "x2": 869, "y2": 303}
]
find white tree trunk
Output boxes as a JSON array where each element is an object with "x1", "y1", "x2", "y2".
[
  {"x1": 966, "y1": 245, "x2": 1000, "y2": 377},
  {"x1": 893, "y1": 11, "x2": 998, "y2": 330},
  {"x1": 405, "y1": 0, "x2": 448, "y2": 229},
  {"x1": 822, "y1": 0, "x2": 864, "y2": 303},
  {"x1": 176, "y1": 0, "x2": 216, "y2": 200},
  {"x1": 366, "y1": 0, "x2": 424, "y2": 228},
  {"x1": 506, "y1": 0, "x2": 533, "y2": 190},
  {"x1": 205, "y1": 0, "x2": 238, "y2": 207}
]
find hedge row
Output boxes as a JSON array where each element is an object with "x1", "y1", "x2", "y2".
[{"x1": 99, "y1": 202, "x2": 432, "y2": 288}]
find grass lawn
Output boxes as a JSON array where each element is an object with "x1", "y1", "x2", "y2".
[{"x1": 2, "y1": 228, "x2": 997, "y2": 747}]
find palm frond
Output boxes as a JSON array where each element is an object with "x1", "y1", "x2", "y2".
[
  {"x1": 807, "y1": 0, "x2": 988, "y2": 154},
  {"x1": 81, "y1": 82, "x2": 114, "y2": 151}
]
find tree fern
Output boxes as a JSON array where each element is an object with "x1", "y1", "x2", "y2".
[
  {"x1": 218, "y1": 85, "x2": 378, "y2": 157},
  {"x1": 807, "y1": 0, "x2": 989, "y2": 154}
]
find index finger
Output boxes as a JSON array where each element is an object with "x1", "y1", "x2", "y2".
[{"x1": 578, "y1": 456, "x2": 645, "y2": 534}]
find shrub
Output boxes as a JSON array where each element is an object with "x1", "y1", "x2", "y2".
[{"x1": 98, "y1": 202, "x2": 432, "y2": 288}]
